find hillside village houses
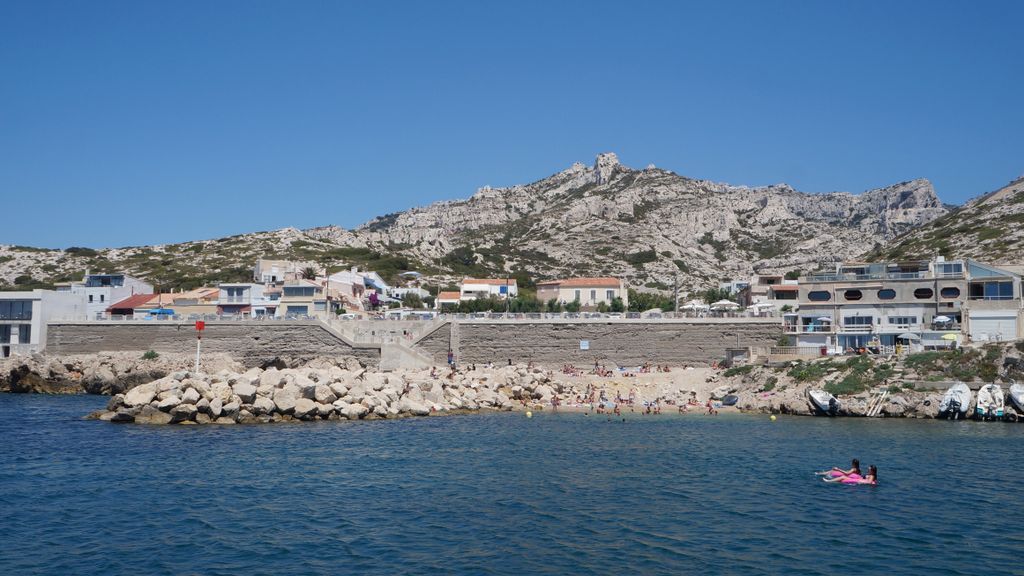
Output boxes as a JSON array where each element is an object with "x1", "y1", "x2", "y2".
[
  {"x1": 6, "y1": 253, "x2": 1024, "y2": 358},
  {"x1": 786, "y1": 257, "x2": 1024, "y2": 353},
  {"x1": 536, "y1": 277, "x2": 628, "y2": 310}
]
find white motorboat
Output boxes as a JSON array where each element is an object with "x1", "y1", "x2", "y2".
[
  {"x1": 808, "y1": 389, "x2": 840, "y2": 416},
  {"x1": 1008, "y1": 383, "x2": 1024, "y2": 415},
  {"x1": 975, "y1": 383, "x2": 1005, "y2": 421},
  {"x1": 938, "y1": 382, "x2": 972, "y2": 420}
]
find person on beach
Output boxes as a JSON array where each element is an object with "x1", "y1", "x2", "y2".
[
  {"x1": 823, "y1": 465, "x2": 877, "y2": 485},
  {"x1": 705, "y1": 399, "x2": 718, "y2": 415}
]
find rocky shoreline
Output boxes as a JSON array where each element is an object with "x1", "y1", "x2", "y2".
[
  {"x1": 10, "y1": 347, "x2": 1018, "y2": 423},
  {"x1": 0, "y1": 352, "x2": 245, "y2": 395}
]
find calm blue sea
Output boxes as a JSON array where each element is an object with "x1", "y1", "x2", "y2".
[{"x1": 1, "y1": 394, "x2": 1022, "y2": 575}]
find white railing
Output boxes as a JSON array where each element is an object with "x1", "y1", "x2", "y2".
[{"x1": 783, "y1": 325, "x2": 833, "y2": 333}]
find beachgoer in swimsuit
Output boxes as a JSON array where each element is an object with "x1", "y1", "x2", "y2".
[
  {"x1": 824, "y1": 465, "x2": 876, "y2": 485},
  {"x1": 818, "y1": 459, "x2": 860, "y2": 478}
]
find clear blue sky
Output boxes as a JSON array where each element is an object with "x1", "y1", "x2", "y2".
[{"x1": 2, "y1": 1, "x2": 1022, "y2": 248}]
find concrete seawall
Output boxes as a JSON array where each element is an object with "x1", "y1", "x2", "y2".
[
  {"x1": 46, "y1": 318, "x2": 781, "y2": 369},
  {"x1": 414, "y1": 319, "x2": 781, "y2": 367},
  {"x1": 46, "y1": 321, "x2": 381, "y2": 368}
]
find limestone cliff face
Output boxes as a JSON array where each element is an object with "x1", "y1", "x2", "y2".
[
  {"x1": 0, "y1": 153, "x2": 951, "y2": 294},
  {"x1": 309, "y1": 153, "x2": 947, "y2": 292},
  {"x1": 871, "y1": 175, "x2": 1024, "y2": 266}
]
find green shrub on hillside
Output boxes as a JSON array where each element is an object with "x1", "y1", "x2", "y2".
[
  {"x1": 788, "y1": 360, "x2": 836, "y2": 382},
  {"x1": 723, "y1": 364, "x2": 754, "y2": 377}
]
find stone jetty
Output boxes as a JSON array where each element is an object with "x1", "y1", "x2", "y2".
[{"x1": 91, "y1": 363, "x2": 536, "y2": 424}]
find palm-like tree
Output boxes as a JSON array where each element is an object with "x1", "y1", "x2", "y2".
[{"x1": 300, "y1": 266, "x2": 319, "y2": 280}]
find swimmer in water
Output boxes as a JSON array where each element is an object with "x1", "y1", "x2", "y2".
[
  {"x1": 823, "y1": 465, "x2": 877, "y2": 485},
  {"x1": 817, "y1": 459, "x2": 860, "y2": 478}
]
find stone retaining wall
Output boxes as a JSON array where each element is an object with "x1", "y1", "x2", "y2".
[
  {"x1": 415, "y1": 320, "x2": 780, "y2": 367},
  {"x1": 45, "y1": 320, "x2": 781, "y2": 369},
  {"x1": 46, "y1": 322, "x2": 381, "y2": 368}
]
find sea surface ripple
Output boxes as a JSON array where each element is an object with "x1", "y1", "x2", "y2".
[{"x1": 1, "y1": 394, "x2": 1022, "y2": 575}]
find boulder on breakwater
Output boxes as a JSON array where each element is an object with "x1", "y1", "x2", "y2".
[
  {"x1": 88, "y1": 364, "x2": 527, "y2": 424},
  {"x1": 0, "y1": 352, "x2": 245, "y2": 395}
]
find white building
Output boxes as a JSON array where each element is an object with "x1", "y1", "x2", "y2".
[
  {"x1": 788, "y1": 258, "x2": 1023, "y2": 352},
  {"x1": 217, "y1": 283, "x2": 278, "y2": 317},
  {"x1": 0, "y1": 290, "x2": 87, "y2": 357},
  {"x1": 460, "y1": 278, "x2": 518, "y2": 300},
  {"x1": 56, "y1": 273, "x2": 153, "y2": 320},
  {"x1": 253, "y1": 259, "x2": 318, "y2": 284}
]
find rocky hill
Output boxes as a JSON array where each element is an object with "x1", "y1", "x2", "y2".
[
  {"x1": 0, "y1": 153, "x2": 948, "y2": 294},
  {"x1": 310, "y1": 153, "x2": 947, "y2": 291},
  {"x1": 868, "y1": 175, "x2": 1024, "y2": 265}
]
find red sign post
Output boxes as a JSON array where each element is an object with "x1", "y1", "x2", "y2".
[{"x1": 194, "y1": 321, "x2": 205, "y2": 372}]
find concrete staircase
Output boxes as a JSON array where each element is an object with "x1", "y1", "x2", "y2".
[{"x1": 378, "y1": 342, "x2": 435, "y2": 371}]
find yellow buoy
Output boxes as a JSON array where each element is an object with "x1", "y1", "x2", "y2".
[
  {"x1": 770, "y1": 415, "x2": 777, "y2": 421},
  {"x1": 526, "y1": 411, "x2": 533, "y2": 418}
]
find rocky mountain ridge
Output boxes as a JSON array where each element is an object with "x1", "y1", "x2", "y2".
[
  {"x1": 870, "y1": 175, "x2": 1024, "y2": 266},
  {"x1": 1, "y1": 153, "x2": 951, "y2": 294}
]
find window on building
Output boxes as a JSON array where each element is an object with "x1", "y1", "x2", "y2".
[
  {"x1": 844, "y1": 290, "x2": 862, "y2": 301},
  {"x1": 283, "y1": 286, "x2": 317, "y2": 297},
  {"x1": 0, "y1": 301, "x2": 32, "y2": 320},
  {"x1": 914, "y1": 288, "x2": 934, "y2": 299},
  {"x1": 606, "y1": 290, "x2": 614, "y2": 301},
  {"x1": 574, "y1": 289, "x2": 581, "y2": 301},
  {"x1": 88, "y1": 295, "x2": 94, "y2": 303},
  {"x1": 100, "y1": 295, "x2": 105, "y2": 302},
  {"x1": 807, "y1": 291, "x2": 831, "y2": 302},
  {"x1": 313, "y1": 301, "x2": 326, "y2": 312},
  {"x1": 937, "y1": 262, "x2": 963, "y2": 277},
  {"x1": 940, "y1": 287, "x2": 960, "y2": 299},
  {"x1": 877, "y1": 289, "x2": 896, "y2": 300},
  {"x1": 843, "y1": 316, "x2": 873, "y2": 326},
  {"x1": 18, "y1": 325, "x2": 30, "y2": 344},
  {"x1": 888, "y1": 316, "x2": 918, "y2": 325},
  {"x1": 969, "y1": 281, "x2": 1014, "y2": 300},
  {"x1": 590, "y1": 289, "x2": 596, "y2": 301},
  {"x1": 0, "y1": 325, "x2": 9, "y2": 343}
]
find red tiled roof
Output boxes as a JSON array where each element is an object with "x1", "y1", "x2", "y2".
[
  {"x1": 536, "y1": 277, "x2": 622, "y2": 288},
  {"x1": 462, "y1": 278, "x2": 517, "y2": 286},
  {"x1": 106, "y1": 294, "x2": 157, "y2": 312},
  {"x1": 437, "y1": 291, "x2": 461, "y2": 300}
]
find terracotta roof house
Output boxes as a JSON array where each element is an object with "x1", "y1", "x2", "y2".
[{"x1": 536, "y1": 277, "x2": 627, "y2": 310}]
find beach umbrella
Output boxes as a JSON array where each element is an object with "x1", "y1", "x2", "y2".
[
  {"x1": 711, "y1": 299, "x2": 739, "y2": 310},
  {"x1": 934, "y1": 315, "x2": 952, "y2": 323},
  {"x1": 816, "y1": 316, "x2": 833, "y2": 322},
  {"x1": 896, "y1": 332, "x2": 921, "y2": 340},
  {"x1": 941, "y1": 333, "x2": 959, "y2": 341}
]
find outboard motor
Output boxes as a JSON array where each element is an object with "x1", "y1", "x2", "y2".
[
  {"x1": 828, "y1": 397, "x2": 839, "y2": 416},
  {"x1": 947, "y1": 398, "x2": 961, "y2": 420}
]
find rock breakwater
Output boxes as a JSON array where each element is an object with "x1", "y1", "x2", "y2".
[{"x1": 91, "y1": 363, "x2": 532, "y2": 424}]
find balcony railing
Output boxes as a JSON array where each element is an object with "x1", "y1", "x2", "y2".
[
  {"x1": 803, "y1": 270, "x2": 948, "y2": 283},
  {"x1": 784, "y1": 325, "x2": 834, "y2": 333}
]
